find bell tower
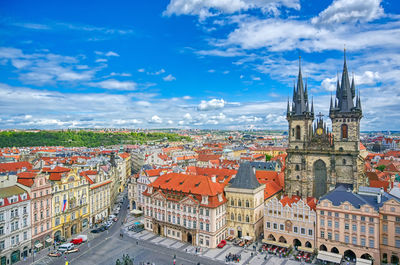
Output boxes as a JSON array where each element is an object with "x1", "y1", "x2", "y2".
[{"x1": 285, "y1": 57, "x2": 314, "y2": 197}]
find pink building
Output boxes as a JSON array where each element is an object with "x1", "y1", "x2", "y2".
[{"x1": 28, "y1": 172, "x2": 53, "y2": 249}]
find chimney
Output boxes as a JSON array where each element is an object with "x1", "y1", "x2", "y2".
[{"x1": 211, "y1": 175, "x2": 216, "y2": 183}]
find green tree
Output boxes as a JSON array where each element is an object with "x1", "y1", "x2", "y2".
[
  {"x1": 376, "y1": 165, "x2": 386, "y2": 172},
  {"x1": 265, "y1": 154, "x2": 273, "y2": 161}
]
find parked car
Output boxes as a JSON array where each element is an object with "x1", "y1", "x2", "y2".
[
  {"x1": 76, "y1": 235, "x2": 88, "y2": 242},
  {"x1": 48, "y1": 251, "x2": 61, "y2": 257},
  {"x1": 70, "y1": 238, "x2": 83, "y2": 245},
  {"x1": 58, "y1": 243, "x2": 74, "y2": 253},
  {"x1": 65, "y1": 248, "x2": 79, "y2": 254},
  {"x1": 217, "y1": 240, "x2": 227, "y2": 248}
]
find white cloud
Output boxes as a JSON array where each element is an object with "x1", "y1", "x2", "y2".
[
  {"x1": 208, "y1": 69, "x2": 215, "y2": 73},
  {"x1": 183, "y1": 113, "x2": 192, "y2": 120},
  {"x1": 355, "y1": 71, "x2": 380, "y2": 85},
  {"x1": 198, "y1": 98, "x2": 226, "y2": 111},
  {"x1": 149, "y1": 115, "x2": 163, "y2": 124},
  {"x1": 163, "y1": 74, "x2": 176, "y2": 81},
  {"x1": 183, "y1": 96, "x2": 192, "y2": 100},
  {"x1": 137, "y1": 68, "x2": 145, "y2": 72},
  {"x1": 311, "y1": 0, "x2": 384, "y2": 25},
  {"x1": 105, "y1": 51, "x2": 119, "y2": 57},
  {"x1": 91, "y1": 79, "x2": 137, "y2": 91},
  {"x1": 164, "y1": 0, "x2": 300, "y2": 20},
  {"x1": 136, "y1": 101, "x2": 151, "y2": 107},
  {"x1": 95, "y1": 58, "x2": 107, "y2": 63},
  {"x1": 321, "y1": 77, "x2": 337, "y2": 92}
]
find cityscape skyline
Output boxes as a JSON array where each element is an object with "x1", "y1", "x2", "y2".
[{"x1": 0, "y1": 0, "x2": 399, "y2": 130}]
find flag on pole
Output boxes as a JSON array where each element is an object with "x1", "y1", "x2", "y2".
[{"x1": 62, "y1": 199, "x2": 67, "y2": 212}]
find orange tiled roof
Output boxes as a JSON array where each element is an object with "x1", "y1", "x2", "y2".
[{"x1": 0, "y1": 161, "x2": 32, "y2": 173}]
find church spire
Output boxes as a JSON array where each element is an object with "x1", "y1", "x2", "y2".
[
  {"x1": 351, "y1": 73, "x2": 356, "y2": 99},
  {"x1": 329, "y1": 93, "x2": 333, "y2": 113},
  {"x1": 287, "y1": 97, "x2": 291, "y2": 117},
  {"x1": 335, "y1": 48, "x2": 354, "y2": 112},
  {"x1": 311, "y1": 97, "x2": 314, "y2": 115}
]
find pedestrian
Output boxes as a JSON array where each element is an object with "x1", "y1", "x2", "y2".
[
  {"x1": 136, "y1": 241, "x2": 138, "y2": 245},
  {"x1": 173, "y1": 259, "x2": 176, "y2": 265}
]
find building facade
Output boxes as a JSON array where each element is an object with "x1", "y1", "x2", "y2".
[
  {"x1": 285, "y1": 53, "x2": 366, "y2": 199},
  {"x1": 30, "y1": 172, "x2": 52, "y2": 250},
  {"x1": 0, "y1": 185, "x2": 31, "y2": 265},
  {"x1": 46, "y1": 167, "x2": 89, "y2": 241},
  {"x1": 225, "y1": 163, "x2": 265, "y2": 241},
  {"x1": 264, "y1": 196, "x2": 316, "y2": 250},
  {"x1": 379, "y1": 196, "x2": 400, "y2": 264},
  {"x1": 142, "y1": 172, "x2": 227, "y2": 248},
  {"x1": 316, "y1": 186, "x2": 381, "y2": 264}
]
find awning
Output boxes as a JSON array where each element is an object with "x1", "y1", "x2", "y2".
[
  {"x1": 297, "y1": 246, "x2": 314, "y2": 253},
  {"x1": 262, "y1": 239, "x2": 290, "y2": 248},
  {"x1": 317, "y1": 251, "x2": 342, "y2": 264},
  {"x1": 45, "y1": 238, "x2": 53, "y2": 243},
  {"x1": 35, "y1": 243, "x2": 43, "y2": 249},
  {"x1": 131, "y1": 209, "x2": 143, "y2": 215},
  {"x1": 356, "y1": 258, "x2": 372, "y2": 265},
  {"x1": 243, "y1": 236, "x2": 252, "y2": 241}
]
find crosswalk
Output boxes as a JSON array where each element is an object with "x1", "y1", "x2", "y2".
[{"x1": 124, "y1": 228, "x2": 294, "y2": 265}]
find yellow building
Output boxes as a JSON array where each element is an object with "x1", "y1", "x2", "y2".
[
  {"x1": 250, "y1": 147, "x2": 286, "y2": 158},
  {"x1": 225, "y1": 163, "x2": 265, "y2": 241},
  {"x1": 45, "y1": 166, "x2": 90, "y2": 241}
]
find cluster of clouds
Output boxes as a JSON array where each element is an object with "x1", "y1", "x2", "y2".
[{"x1": 163, "y1": 0, "x2": 400, "y2": 130}]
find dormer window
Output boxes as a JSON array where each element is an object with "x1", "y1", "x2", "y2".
[
  {"x1": 201, "y1": 195, "x2": 208, "y2": 205},
  {"x1": 148, "y1": 187, "x2": 153, "y2": 194}
]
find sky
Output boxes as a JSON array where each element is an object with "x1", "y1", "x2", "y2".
[{"x1": 0, "y1": 0, "x2": 399, "y2": 130}]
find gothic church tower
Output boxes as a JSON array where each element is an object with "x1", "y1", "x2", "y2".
[{"x1": 285, "y1": 51, "x2": 366, "y2": 199}]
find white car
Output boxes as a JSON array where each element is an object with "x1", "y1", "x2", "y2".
[{"x1": 58, "y1": 243, "x2": 74, "y2": 253}]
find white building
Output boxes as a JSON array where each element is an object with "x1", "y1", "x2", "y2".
[{"x1": 0, "y1": 185, "x2": 32, "y2": 264}]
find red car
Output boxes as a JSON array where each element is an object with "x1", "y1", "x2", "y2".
[
  {"x1": 217, "y1": 240, "x2": 227, "y2": 248},
  {"x1": 70, "y1": 238, "x2": 83, "y2": 245}
]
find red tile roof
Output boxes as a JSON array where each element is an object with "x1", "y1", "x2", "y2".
[{"x1": 0, "y1": 161, "x2": 32, "y2": 173}]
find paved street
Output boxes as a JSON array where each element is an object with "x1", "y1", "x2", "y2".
[{"x1": 25, "y1": 194, "x2": 302, "y2": 265}]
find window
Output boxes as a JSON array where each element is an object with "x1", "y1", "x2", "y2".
[
  {"x1": 193, "y1": 221, "x2": 196, "y2": 229},
  {"x1": 273, "y1": 223, "x2": 277, "y2": 230},
  {"x1": 295, "y1": 165, "x2": 300, "y2": 171},
  {"x1": 308, "y1": 229, "x2": 313, "y2": 236},
  {"x1": 352, "y1": 236, "x2": 357, "y2": 245},
  {"x1": 231, "y1": 213, "x2": 234, "y2": 220},
  {"x1": 361, "y1": 216, "x2": 366, "y2": 221},
  {"x1": 352, "y1": 224, "x2": 357, "y2": 231},
  {"x1": 231, "y1": 200, "x2": 234, "y2": 206},
  {"x1": 0, "y1": 213, "x2": 3, "y2": 221},
  {"x1": 345, "y1": 214, "x2": 349, "y2": 219},
  {"x1": 395, "y1": 226, "x2": 400, "y2": 234},
  {"x1": 320, "y1": 231, "x2": 324, "y2": 238},
  {"x1": 345, "y1": 236, "x2": 349, "y2": 243},
  {"x1": 335, "y1": 221, "x2": 339, "y2": 229},
  {"x1": 383, "y1": 237, "x2": 388, "y2": 245},
  {"x1": 335, "y1": 233, "x2": 339, "y2": 241},
  {"x1": 369, "y1": 239, "x2": 374, "y2": 248},
  {"x1": 320, "y1": 219, "x2": 325, "y2": 226},
  {"x1": 341, "y1": 124, "x2": 348, "y2": 139},
  {"x1": 266, "y1": 222, "x2": 270, "y2": 228},
  {"x1": 328, "y1": 220, "x2": 332, "y2": 227},
  {"x1": 206, "y1": 224, "x2": 209, "y2": 232},
  {"x1": 0, "y1": 241, "x2": 4, "y2": 250},
  {"x1": 280, "y1": 224, "x2": 284, "y2": 231},
  {"x1": 205, "y1": 209, "x2": 209, "y2": 216},
  {"x1": 296, "y1": 125, "x2": 301, "y2": 140},
  {"x1": 361, "y1": 238, "x2": 366, "y2": 246},
  {"x1": 396, "y1": 239, "x2": 400, "y2": 248},
  {"x1": 301, "y1": 228, "x2": 305, "y2": 235},
  {"x1": 383, "y1": 215, "x2": 387, "y2": 220},
  {"x1": 23, "y1": 231, "x2": 27, "y2": 240},
  {"x1": 0, "y1": 227, "x2": 3, "y2": 235},
  {"x1": 369, "y1": 217, "x2": 374, "y2": 222},
  {"x1": 369, "y1": 227, "x2": 374, "y2": 234},
  {"x1": 320, "y1": 210, "x2": 325, "y2": 216},
  {"x1": 345, "y1": 223, "x2": 349, "y2": 230},
  {"x1": 238, "y1": 200, "x2": 242, "y2": 207},
  {"x1": 335, "y1": 212, "x2": 339, "y2": 217},
  {"x1": 200, "y1": 222, "x2": 203, "y2": 230},
  {"x1": 361, "y1": 225, "x2": 366, "y2": 233},
  {"x1": 246, "y1": 215, "x2": 249, "y2": 222},
  {"x1": 396, "y1": 217, "x2": 400, "y2": 222},
  {"x1": 327, "y1": 232, "x2": 332, "y2": 240},
  {"x1": 294, "y1": 226, "x2": 298, "y2": 233},
  {"x1": 352, "y1": 215, "x2": 356, "y2": 220}
]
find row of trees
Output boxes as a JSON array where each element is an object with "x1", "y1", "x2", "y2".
[{"x1": 0, "y1": 131, "x2": 191, "y2": 148}]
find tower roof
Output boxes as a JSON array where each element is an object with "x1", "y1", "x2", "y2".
[{"x1": 229, "y1": 162, "x2": 261, "y2": 190}]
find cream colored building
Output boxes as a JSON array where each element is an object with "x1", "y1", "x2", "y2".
[
  {"x1": 80, "y1": 170, "x2": 112, "y2": 225},
  {"x1": 264, "y1": 196, "x2": 316, "y2": 250},
  {"x1": 142, "y1": 173, "x2": 227, "y2": 248},
  {"x1": 225, "y1": 163, "x2": 265, "y2": 241}
]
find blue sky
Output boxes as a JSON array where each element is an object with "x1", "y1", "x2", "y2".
[{"x1": 0, "y1": 0, "x2": 399, "y2": 130}]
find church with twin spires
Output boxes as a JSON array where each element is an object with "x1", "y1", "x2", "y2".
[{"x1": 285, "y1": 51, "x2": 367, "y2": 199}]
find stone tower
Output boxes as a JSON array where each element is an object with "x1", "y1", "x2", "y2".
[{"x1": 285, "y1": 51, "x2": 366, "y2": 199}]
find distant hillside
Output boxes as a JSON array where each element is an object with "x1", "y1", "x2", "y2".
[{"x1": 0, "y1": 131, "x2": 191, "y2": 148}]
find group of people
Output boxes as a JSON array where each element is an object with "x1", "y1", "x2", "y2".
[{"x1": 225, "y1": 253, "x2": 241, "y2": 263}]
